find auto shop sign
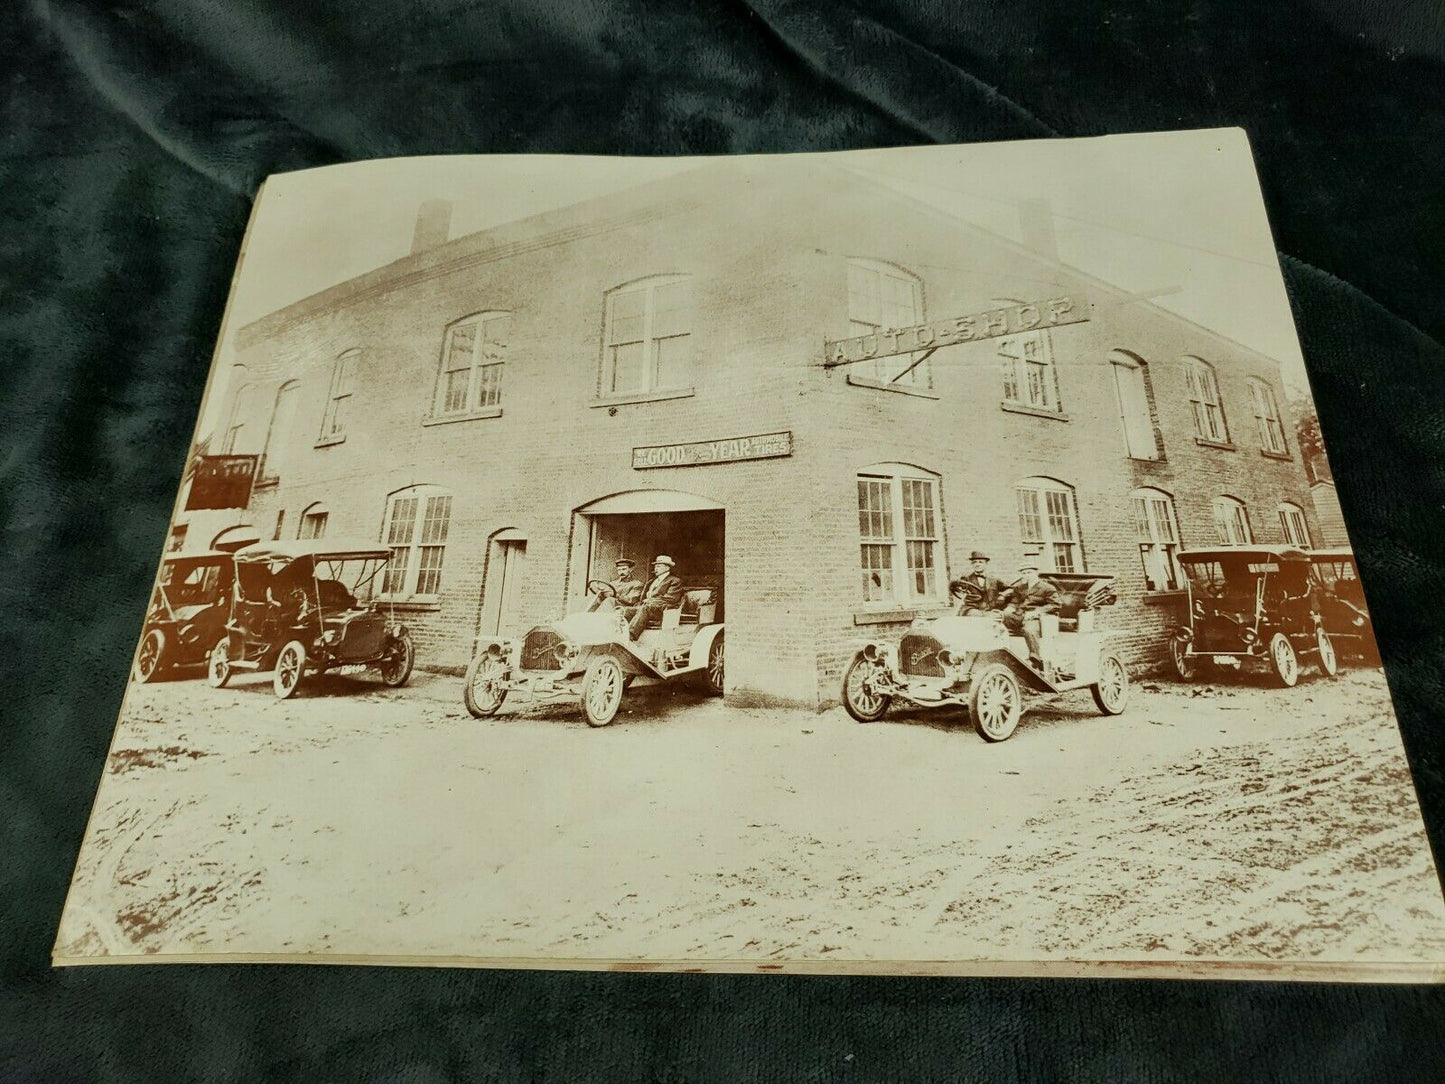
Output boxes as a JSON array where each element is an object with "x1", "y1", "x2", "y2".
[{"x1": 632, "y1": 431, "x2": 793, "y2": 470}]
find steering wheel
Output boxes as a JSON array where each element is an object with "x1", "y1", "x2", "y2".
[
  {"x1": 586, "y1": 579, "x2": 616, "y2": 599},
  {"x1": 1206, "y1": 580, "x2": 1228, "y2": 599},
  {"x1": 950, "y1": 579, "x2": 985, "y2": 613}
]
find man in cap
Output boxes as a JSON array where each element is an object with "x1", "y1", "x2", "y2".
[
  {"x1": 625, "y1": 555, "x2": 685, "y2": 639},
  {"x1": 949, "y1": 550, "x2": 1009, "y2": 615},
  {"x1": 587, "y1": 557, "x2": 644, "y2": 612},
  {"x1": 1000, "y1": 555, "x2": 1061, "y2": 670}
]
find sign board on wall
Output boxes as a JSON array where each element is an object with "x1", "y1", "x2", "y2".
[
  {"x1": 184, "y1": 455, "x2": 259, "y2": 510},
  {"x1": 632, "y1": 431, "x2": 793, "y2": 470}
]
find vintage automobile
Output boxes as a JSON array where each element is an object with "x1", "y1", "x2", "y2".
[
  {"x1": 206, "y1": 539, "x2": 416, "y2": 699},
  {"x1": 133, "y1": 550, "x2": 237, "y2": 683},
  {"x1": 1308, "y1": 547, "x2": 1379, "y2": 663},
  {"x1": 840, "y1": 573, "x2": 1129, "y2": 743},
  {"x1": 462, "y1": 579, "x2": 724, "y2": 727},
  {"x1": 1170, "y1": 546, "x2": 1339, "y2": 686}
]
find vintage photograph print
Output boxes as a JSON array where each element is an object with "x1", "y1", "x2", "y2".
[{"x1": 55, "y1": 131, "x2": 1445, "y2": 979}]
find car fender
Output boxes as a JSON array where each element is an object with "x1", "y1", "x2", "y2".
[{"x1": 688, "y1": 623, "x2": 725, "y2": 671}]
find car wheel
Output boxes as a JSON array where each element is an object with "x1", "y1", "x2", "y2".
[
  {"x1": 581, "y1": 655, "x2": 625, "y2": 728},
  {"x1": 841, "y1": 652, "x2": 891, "y2": 723},
  {"x1": 207, "y1": 635, "x2": 233, "y2": 689},
  {"x1": 1268, "y1": 633, "x2": 1300, "y2": 688},
  {"x1": 273, "y1": 640, "x2": 307, "y2": 700},
  {"x1": 1316, "y1": 627, "x2": 1339, "y2": 677},
  {"x1": 1169, "y1": 635, "x2": 1196, "y2": 681},
  {"x1": 463, "y1": 652, "x2": 508, "y2": 718},
  {"x1": 1091, "y1": 652, "x2": 1130, "y2": 715},
  {"x1": 134, "y1": 629, "x2": 167, "y2": 684},
  {"x1": 705, "y1": 632, "x2": 724, "y2": 696},
  {"x1": 379, "y1": 631, "x2": 415, "y2": 687},
  {"x1": 970, "y1": 663, "x2": 1023, "y2": 743}
]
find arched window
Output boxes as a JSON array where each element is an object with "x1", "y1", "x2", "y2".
[
  {"x1": 1248, "y1": 378, "x2": 1288, "y2": 455},
  {"x1": 846, "y1": 259, "x2": 930, "y2": 390},
  {"x1": 602, "y1": 275, "x2": 693, "y2": 397},
  {"x1": 1000, "y1": 330, "x2": 1061, "y2": 413},
  {"x1": 1016, "y1": 477, "x2": 1082, "y2": 572},
  {"x1": 1212, "y1": 496, "x2": 1253, "y2": 545},
  {"x1": 298, "y1": 501, "x2": 329, "y2": 540},
  {"x1": 435, "y1": 311, "x2": 509, "y2": 417},
  {"x1": 1110, "y1": 352, "x2": 1159, "y2": 459},
  {"x1": 1183, "y1": 356, "x2": 1228, "y2": 443},
  {"x1": 380, "y1": 485, "x2": 452, "y2": 599},
  {"x1": 223, "y1": 380, "x2": 254, "y2": 454},
  {"x1": 1278, "y1": 502, "x2": 1311, "y2": 548},
  {"x1": 319, "y1": 350, "x2": 358, "y2": 443},
  {"x1": 1130, "y1": 487, "x2": 1183, "y2": 591},
  {"x1": 258, "y1": 380, "x2": 300, "y2": 483},
  {"x1": 856, "y1": 463, "x2": 943, "y2": 603}
]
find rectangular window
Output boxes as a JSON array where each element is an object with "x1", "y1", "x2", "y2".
[
  {"x1": 604, "y1": 278, "x2": 692, "y2": 396},
  {"x1": 436, "y1": 315, "x2": 508, "y2": 416},
  {"x1": 857, "y1": 472, "x2": 942, "y2": 604},
  {"x1": 321, "y1": 353, "x2": 357, "y2": 440},
  {"x1": 1250, "y1": 381, "x2": 1288, "y2": 454},
  {"x1": 1016, "y1": 481, "x2": 1081, "y2": 572},
  {"x1": 999, "y1": 332, "x2": 1059, "y2": 411},
  {"x1": 299, "y1": 511, "x2": 328, "y2": 540},
  {"x1": 846, "y1": 261, "x2": 930, "y2": 389},
  {"x1": 380, "y1": 491, "x2": 451, "y2": 598},
  {"x1": 1213, "y1": 499, "x2": 1253, "y2": 545},
  {"x1": 1113, "y1": 361, "x2": 1158, "y2": 459},
  {"x1": 1279, "y1": 504, "x2": 1311, "y2": 548},
  {"x1": 858, "y1": 477, "x2": 895, "y2": 602},
  {"x1": 1133, "y1": 493, "x2": 1181, "y2": 591},
  {"x1": 1186, "y1": 362, "x2": 1228, "y2": 442}
]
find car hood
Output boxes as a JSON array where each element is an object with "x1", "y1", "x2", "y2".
[{"x1": 532, "y1": 610, "x2": 630, "y2": 646}]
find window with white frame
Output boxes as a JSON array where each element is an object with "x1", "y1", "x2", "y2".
[
  {"x1": 1184, "y1": 357, "x2": 1229, "y2": 443},
  {"x1": 1000, "y1": 331, "x2": 1061, "y2": 412},
  {"x1": 1130, "y1": 487, "x2": 1183, "y2": 591},
  {"x1": 1016, "y1": 477, "x2": 1082, "y2": 572},
  {"x1": 1278, "y1": 502, "x2": 1311, "y2": 548},
  {"x1": 319, "y1": 350, "x2": 358, "y2": 442},
  {"x1": 856, "y1": 464, "x2": 943, "y2": 604},
  {"x1": 1212, "y1": 496, "x2": 1253, "y2": 545},
  {"x1": 222, "y1": 381, "x2": 253, "y2": 454},
  {"x1": 380, "y1": 486, "x2": 452, "y2": 599},
  {"x1": 298, "y1": 503, "x2": 329, "y2": 540},
  {"x1": 846, "y1": 259, "x2": 930, "y2": 389},
  {"x1": 435, "y1": 312, "x2": 509, "y2": 416},
  {"x1": 1248, "y1": 378, "x2": 1288, "y2": 455},
  {"x1": 259, "y1": 381, "x2": 300, "y2": 482},
  {"x1": 601, "y1": 275, "x2": 692, "y2": 397},
  {"x1": 1111, "y1": 353, "x2": 1159, "y2": 459}
]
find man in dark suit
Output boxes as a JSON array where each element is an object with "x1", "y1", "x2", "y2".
[
  {"x1": 1001, "y1": 556, "x2": 1061, "y2": 669},
  {"x1": 949, "y1": 550, "x2": 1009, "y2": 615},
  {"x1": 587, "y1": 557, "x2": 644, "y2": 612},
  {"x1": 626, "y1": 555, "x2": 684, "y2": 639}
]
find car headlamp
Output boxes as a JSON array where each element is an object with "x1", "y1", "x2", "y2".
[
  {"x1": 1241, "y1": 628, "x2": 1258, "y2": 645},
  {"x1": 321, "y1": 629, "x2": 338, "y2": 645}
]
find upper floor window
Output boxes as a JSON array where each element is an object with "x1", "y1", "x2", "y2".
[
  {"x1": 1278, "y1": 502, "x2": 1311, "y2": 548},
  {"x1": 1131, "y1": 487, "x2": 1182, "y2": 591},
  {"x1": 602, "y1": 275, "x2": 692, "y2": 398},
  {"x1": 380, "y1": 485, "x2": 452, "y2": 600},
  {"x1": 1212, "y1": 496, "x2": 1253, "y2": 545},
  {"x1": 1248, "y1": 378, "x2": 1288, "y2": 455},
  {"x1": 259, "y1": 381, "x2": 300, "y2": 483},
  {"x1": 1000, "y1": 331, "x2": 1061, "y2": 412},
  {"x1": 1184, "y1": 357, "x2": 1229, "y2": 443},
  {"x1": 1111, "y1": 352, "x2": 1159, "y2": 459},
  {"x1": 1016, "y1": 477, "x2": 1082, "y2": 573},
  {"x1": 846, "y1": 259, "x2": 930, "y2": 390},
  {"x1": 435, "y1": 312, "x2": 508, "y2": 417},
  {"x1": 298, "y1": 502, "x2": 329, "y2": 540},
  {"x1": 222, "y1": 380, "x2": 253, "y2": 454},
  {"x1": 857, "y1": 464, "x2": 943, "y2": 604},
  {"x1": 319, "y1": 350, "x2": 358, "y2": 443}
]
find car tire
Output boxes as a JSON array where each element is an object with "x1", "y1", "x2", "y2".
[
  {"x1": 581, "y1": 654, "x2": 626, "y2": 728},
  {"x1": 273, "y1": 640, "x2": 307, "y2": 700},
  {"x1": 379, "y1": 631, "x2": 415, "y2": 688},
  {"x1": 134, "y1": 629, "x2": 167, "y2": 684},
  {"x1": 705, "y1": 632, "x2": 724, "y2": 696},
  {"x1": 1091, "y1": 652, "x2": 1129, "y2": 715},
  {"x1": 1316, "y1": 627, "x2": 1339, "y2": 678},
  {"x1": 207, "y1": 635, "x2": 233, "y2": 689},
  {"x1": 970, "y1": 663, "x2": 1023, "y2": 743},
  {"x1": 841, "y1": 652, "x2": 891, "y2": 723},
  {"x1": 1268, "y1": 633, "x2": 1300, "y2": 688},
  {"x1": 1169, "y1": 635, "x2": 1196, "y2": 681},
  {"x1": 463, "y1": 651, "x2": 509, "y2": 718}
]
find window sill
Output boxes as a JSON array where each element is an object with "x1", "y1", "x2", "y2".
[
  {"x1": 1194, "y1": 437, "x2": 1236, "y2": 451},
  {"x1": 591, "y1": 387, "x2": 695, "y2": 408},
  {"x1": 846, "y1": 375, "x2": 939, "y2": 399},
  {"x1": 1142, "y1": 590, "x2": 1187, "y2": 606},
  {"x1": 1001, "y1": 401, "x2": 1069, "y2": 422},
  {"x1": 1126, "y1": 454, "x2": 1166, "y2": 464},
  {"x1": 853, "y1": 604, "x2": 950, "y2": 626},
  {"x1": 378, "y1": 598, "x2": 441, "y2": 613},
  {"x1": 423, "y1": 407, "x2": 502, "y2": 427},
  {"x1": 314, "y1": 434, "x2": 346, "y2": 449},
  {"x1": 253, "y1": 476, "x2": 279, "y2": 490},
  {"x1": 1260, "y1": 448, "x2": 1292, "y2": 461}
]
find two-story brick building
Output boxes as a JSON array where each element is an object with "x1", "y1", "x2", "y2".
[{"x1": 206, "y1": 158, "x2": 1319, "y2": 706}]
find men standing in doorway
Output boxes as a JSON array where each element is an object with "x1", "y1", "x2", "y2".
[
  {"x1": 1000, "y1": 555, "x2": 1060, "y2": 670},
  {"x1": 626, "y1": 555, "x2": 684, "y2": 639},
  {"x1": 949, "y1": 550, "x2": 1009, "y2": 615},
  {"x1": 587, "y1": 557, "x2": 644, "y2": 612}
]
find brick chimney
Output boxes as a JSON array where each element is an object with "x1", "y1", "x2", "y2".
[
  {"x1": 410, "y1": 198, "x2": 453, "y2": 255},
  {"x1": 1018, "y1": 197, "x2": 1059, "y2": 262}
]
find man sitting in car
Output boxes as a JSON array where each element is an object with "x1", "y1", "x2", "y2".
[
  {"x1": 587, "y1": 557, "x2": 644, "y2": 612},
  {"x1": 624, "y1": 555, "x2": 684, "y2": 639},
  {"x1": 1000, "y1": 555, "x2": 1061, "y2": 670},
  {"x1": 949, "y1": 550, "x2": 1009, "y2": 615}
]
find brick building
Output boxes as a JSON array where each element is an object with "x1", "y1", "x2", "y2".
[{"x1": 207, "y1": 159, "x2": 1319, "y2": 706}]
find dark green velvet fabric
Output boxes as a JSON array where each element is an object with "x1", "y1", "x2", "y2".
[{"x1": 4, "y1": 1, "x2": 1445, "y2": 1079}]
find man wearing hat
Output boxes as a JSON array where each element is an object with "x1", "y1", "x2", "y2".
[
  {"x1": 587, "y1": 557, "x2": 644, "y2": 612},
  {"x1": 1000, "y1": 554, "x2": 1061, "y2": 669},
  {"x1": 624, "y1": 555, "x2": 685, "y2": 639},
  {"x1": 949, "y1": 550, "x2": 1009, "y2": 615}
]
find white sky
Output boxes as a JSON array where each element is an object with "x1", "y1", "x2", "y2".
[{"x1": 204, "y1": 130, "x2": 1310, "y2": 437}]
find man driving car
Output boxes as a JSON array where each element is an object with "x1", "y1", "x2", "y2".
[
  {"x1": 625, "y1": 555, "x2": 684, "y2": 639},
  {"x1": 949, "y1": 550, "x2": 1009, "y2": 615},
  {"x1": 587, "y1": 557, "x2": 644, "y2": 612}
]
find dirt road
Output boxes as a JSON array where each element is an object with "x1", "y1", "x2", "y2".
[{"x1": 56, "y1": 664, "x2": 1445, "y2": 972}]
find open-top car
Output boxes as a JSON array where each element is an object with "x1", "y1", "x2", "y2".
[
  {"x1": 462, "y1": 581, "x2": 723, "y2": 727},
  {"x1": 1308, "y1": 547, "x2": 1379, "y2": 663},
  {"x1": 207, "y1": 539, "x2": 416, "y2": 699},
  {"x1": 1170, "y1": 546, "x2": 1338, "y2": 686},
  {"x1": 840, "y1": 573, "x2": 1129, "y2": 743}
]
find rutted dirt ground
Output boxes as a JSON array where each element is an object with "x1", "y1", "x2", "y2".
[{"x1": 55, "y1": 663, "x2": 1445, "y2": 971}]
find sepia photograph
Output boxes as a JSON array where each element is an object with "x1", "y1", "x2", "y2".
[{"x1": 52, "y1": 129, "x2": 1445, "y2": 979}]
